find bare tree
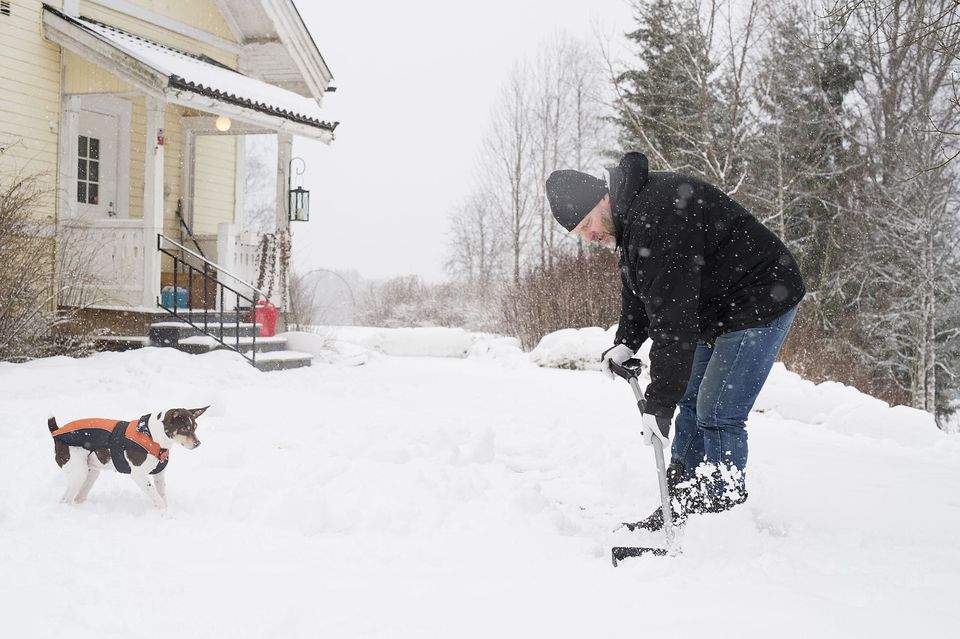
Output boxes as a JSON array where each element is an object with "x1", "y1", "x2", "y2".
[
  {"x1": 821, "y1": 0, "x2": 960, "y2": 167},
  {"x1": 483, "y1": 63, "x2": 536, "y2": 286},
  {"x1": 355, "y1": 276, "x2": 472, "y2": 328},
  {"x1": 287, "y1": 269, "x2": 324, "y2": 330},
  {"x1": 531, "y1": 36, "x2": 572, "y2": 271},
  {"x1": 445, "y1": 189, "x2": 504, "y2": 296}
]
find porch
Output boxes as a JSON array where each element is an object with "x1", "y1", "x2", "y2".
[
  {"x1": 45, "y1": 6, "x2": 336, "y2": 315},
  {"x1": 43, "y1": 6, "x2": 335, "y2": 368}
]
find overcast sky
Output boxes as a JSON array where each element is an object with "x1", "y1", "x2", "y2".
[{"x1": 289, "y1": 0, "x2": 635, "y2": 282}]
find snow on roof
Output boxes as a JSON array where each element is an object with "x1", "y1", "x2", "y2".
[{"x1": 69, "y1": 13, "x2": 338, "y2": 133}]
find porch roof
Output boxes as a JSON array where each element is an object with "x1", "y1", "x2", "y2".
[{"x1": 42, "y1": 6, "x2": 339, "y2": 142}]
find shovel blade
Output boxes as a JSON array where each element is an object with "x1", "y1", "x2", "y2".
[{"x1": 611, "y1": 545, "x2": 668, "y2": 567}]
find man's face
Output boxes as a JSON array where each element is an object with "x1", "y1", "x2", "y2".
[{"x1": 572, "y1": 194, "x2": 616, "y2": 250}]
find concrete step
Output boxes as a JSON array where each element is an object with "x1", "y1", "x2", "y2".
[
  {"x1": 149, "y1": 320, "x2": 260, "y2": 345},
  {"x1": 251, "y1": 350, "x2": 313, "y2": 371},
  {"x1": 176, "y1": 334, "x2": 289, "y2": 355},
  {"x1": 140, "y1": 310, "x2": 310, "y2": 372},
  {"x1": 152, "y1": 309, "x2": 250, "y2": 323}
]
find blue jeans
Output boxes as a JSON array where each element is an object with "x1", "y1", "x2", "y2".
[{"x1": 670, "y1": 305, "x2": 798, "y2": 499}]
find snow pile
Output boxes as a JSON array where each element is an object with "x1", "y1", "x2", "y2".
[
  {"x1": 756, "y1": 364, "x2": 942, "y2": 447},
  {"x1": 317, "y1": 325, "x2": 523, "y2": 360},
  {"x1": 280, "y1": 330, "x2": 377, "y2": 367},
  {"x1": 312, "y1": 324, "x2": 617, "y2": 371},
  {"x1": 2, "y1": 342, "x2": 957, "y2": 638},
  {"x1": 529, "y1": 326, "x2": 617, "y2": 370},
  {"x1": 316, "y1": 323, "x2": 625, "y2": 370}
]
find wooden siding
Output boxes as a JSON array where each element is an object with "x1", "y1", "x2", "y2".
[
  {"x1": 60, "y1": 1, "x2": 242, "y2": 236},
  {"x1": 62, "y1": 51, "x2": 133, "y2": 94},
  {"x1": 192, "y1": 134, "x2": 236, "y2": 235},
  {"x1": 4, "y1": 0, "x2": 247, "y2": 290},
  {"x1": 0, "y1": 0, "x2": 63, "y2": 224},
  {"x1": 126, "y1": 97, "x2": 185, "y2": 233}
]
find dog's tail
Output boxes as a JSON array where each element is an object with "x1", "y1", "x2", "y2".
[{"x1": 48, "y1": 416, "x2": 59, "y2": 434}]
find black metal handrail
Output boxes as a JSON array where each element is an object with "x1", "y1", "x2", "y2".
[
  {"x1": 157, "y1": 234, "x2": 268, "y2": 365},
  {"x1": 174, "y1": 199, "x2": 206, "y2": 259}
]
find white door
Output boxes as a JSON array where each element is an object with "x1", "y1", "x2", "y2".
[{"x1": 77, "y1": 110, "x2": 120, "y2": 218}]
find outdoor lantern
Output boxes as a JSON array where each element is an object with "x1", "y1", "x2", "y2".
[
  {"x1": 288, "y1": 157, "x2": 310, "y2": 222},
  {"x1": 214, "y1": 115, "x2": 232, "y2": 132},
  {"x1": 288, "y1": 186, "x2": 310, "y2": 222}
]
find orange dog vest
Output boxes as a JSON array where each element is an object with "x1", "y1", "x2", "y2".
[{"x1": 51, "y1": 414, "x2": 169, "y2": 474}]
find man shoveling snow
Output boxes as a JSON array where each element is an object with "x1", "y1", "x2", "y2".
[{"x1": 546, "y1": 151, "x2": 804, "y2": 534}]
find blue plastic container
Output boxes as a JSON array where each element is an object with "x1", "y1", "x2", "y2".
[{"x1": 161, "y1": 286, "x2": 189, "y2": 309}]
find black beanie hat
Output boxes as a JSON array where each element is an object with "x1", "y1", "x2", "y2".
[{"x1": 546, "y1": 170, "x2": 608, "y2": 231}]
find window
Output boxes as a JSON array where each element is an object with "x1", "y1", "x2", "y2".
[{"x1": 77, "y1": 135, "x2": 100, "y2": 205}]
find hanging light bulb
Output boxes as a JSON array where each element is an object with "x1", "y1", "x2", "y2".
[{"x1": 215, "y1": 115, "x2": 232, "y2": 132}]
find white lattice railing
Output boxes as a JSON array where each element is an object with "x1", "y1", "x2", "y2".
[
  {"x1": 59, "y1": 219, "x2": 145, "y2": 308},
  {"x1": 216, "y1": 225, "x2": 287, "y2": 310},
  {"x1": 59, "y1": 220, "x2": 274, "y2": 311},
  {"x1": 217, "y1": 224, "x2": 261, "y2": 294}
]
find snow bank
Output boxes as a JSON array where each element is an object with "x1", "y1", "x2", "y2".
[
  {"x1": 1, "y1": 343, "x2": 958, "y2": 638},
  {"x1": 526, "y1": 326, "x2": 941, "y2": 449},
  {"x1": 529, "y1": 326, "x2": 616, "y2": 370},
  {"x1": 756, "y1": 363, "x2": 942, "y2": 447},
  {"x1": 280, "y1": 330, "x2": 376, "y2": 367},
  {"x1": 317, "y1": 325, "x2": 524, "y2": 360}
]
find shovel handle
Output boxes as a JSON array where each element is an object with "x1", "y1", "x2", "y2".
[
  {"x1": 609, "y1": 358, "x2": 646, "y2": 411},
  {"x1": 608, "y1": 358, "x2": 644, "y2": 381}
]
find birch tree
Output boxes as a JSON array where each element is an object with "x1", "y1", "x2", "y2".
[
  {"x1": 527, "y1": 35, "x2": 612, "y2": 270},
  {"x1": 837, "y1": 0, "x2": 960, "y2": 414},
  {"x1": 484, "y1": 64, "x2": 536, "y2": 286}
]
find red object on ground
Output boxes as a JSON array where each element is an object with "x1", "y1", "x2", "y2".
[{"x1": 254, "y1": 301, "x2": 278, "y2": 337}]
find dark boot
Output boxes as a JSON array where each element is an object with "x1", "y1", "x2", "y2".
[
  {"x1": 699, "y1": 486, "x2": 749, "y2": 514},
  {"x1": 623, "y1": 463, "x2": 688, "y2": 532},
  {"x1": 697, "y1": 464, "x2": 749, "y2": 514}
]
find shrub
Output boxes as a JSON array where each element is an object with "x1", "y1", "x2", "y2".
[
  {"x1": 501, "y1": 249, "x2": 620, "y2": 350},
  {"x1": 0, "y1": 168, "x2": 97, "y2": 360}
]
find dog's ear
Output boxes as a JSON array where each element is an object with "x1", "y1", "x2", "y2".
[{"x1": 190, "y1": 406, "x2": 210, "y2": 419}]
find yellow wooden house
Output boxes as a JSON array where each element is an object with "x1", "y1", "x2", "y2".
[{"x1": 0, "y1": 0, "x2": 336, "y2": 365}]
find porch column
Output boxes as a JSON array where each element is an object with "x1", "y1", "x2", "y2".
[
  {"x1": 216, "y1": 222, "x2": 238, "y2": 312},
  {"x1": 275, "y1": 132, "x2": 292, "y2": 233},
  {"x1": 142, "y1": 97, "x2": 166, "y2": 309}
]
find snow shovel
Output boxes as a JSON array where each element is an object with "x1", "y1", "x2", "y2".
[{"x1": 608, "y1": 358, "x2": 676, "y2": 566}]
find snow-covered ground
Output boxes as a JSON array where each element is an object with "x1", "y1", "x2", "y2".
[{"x1": 2, "y1": 331, "x2": 959, "y2": 638}]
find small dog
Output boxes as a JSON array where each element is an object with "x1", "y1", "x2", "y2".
[{"x1": 48, "y1": 406, "x2": 207, "y2": 509}]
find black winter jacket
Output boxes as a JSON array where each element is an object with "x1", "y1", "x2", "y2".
[{"x1": 609, "y1": 152, "x2": 804, "y2": 418}]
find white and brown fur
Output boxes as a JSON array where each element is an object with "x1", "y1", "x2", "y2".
[{"x1": 48, "y1": 406, "x2": 207, "y2": 510}]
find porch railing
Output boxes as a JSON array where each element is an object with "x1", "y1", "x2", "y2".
[
  {"x1": 59, "y1": 219, "x2": 145, "y2": 308},
  {"x1": 156, "y1": 234, "x2": 269, "y2": 364}
]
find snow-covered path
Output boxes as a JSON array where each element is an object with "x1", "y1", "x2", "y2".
[{"x1": 2, "y1": 346, "x2": 958, "y2": 637}]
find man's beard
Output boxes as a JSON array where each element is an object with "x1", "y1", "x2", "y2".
[{"x1": 590, "y1": 233, "x2": 616, "y2": 251}]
